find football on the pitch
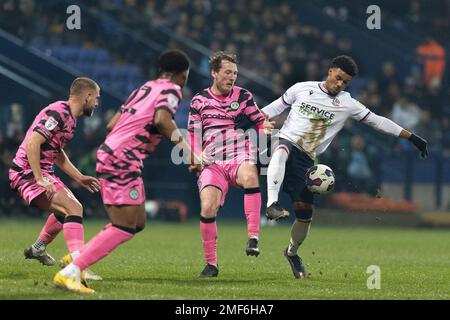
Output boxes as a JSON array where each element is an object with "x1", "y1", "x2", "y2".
[{"x1": 305, "y1": 164, "x2": 335, "y2": 194}]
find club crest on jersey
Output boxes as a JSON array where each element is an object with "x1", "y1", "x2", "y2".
[
  {"x1": 129, "y1": 189, "x2": 139, "y2": 200},
  {"x1": 167, "y1": 93, "x2": 179, "y2": 109},
  {"x1": 44, "y1": 117, "x2": 58, "y2": 131},
  {"x1": 332, "y1": 98, "x2": 340, "y2": 106},
  {"x1": 230, "y1": 102, "x2": 239, "y2": 110}
]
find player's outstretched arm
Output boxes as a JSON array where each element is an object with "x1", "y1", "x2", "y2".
[
  {"x1": 26, "y1": 132, "x2": 56, "y2": 197},
  {"x1": 154, "y1": 108, "x2": 201, "y2": 171},
  {"x1": 261, "y1": 97, "x2": 291, "y2": 120},
  {"x1": 55, "y1": 149, "x2": 100, "y2": 193},
  {"x1": 362, "y1": 112, "x2": 428, "y2": 159}
]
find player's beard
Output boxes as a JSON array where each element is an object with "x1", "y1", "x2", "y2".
[
  {"x1": 83, "y1": 105, "x2": 95, "y2": 117},
  {"x1": 329, "y1": 88, "x2": 340, "y2": 97}
]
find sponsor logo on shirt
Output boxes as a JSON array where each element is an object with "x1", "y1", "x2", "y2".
[
  {"x1": 230, "y1": 102, "x2": 240, "y2": 110},
  {"x1": 202, "y1": 114, "x2": 234, "y2": 120},
  {"x1": 298, "y1": 102, "x2": 335, "y2": 125},
  {"x1": 45, "y1": 117, "x2": 58, "y2": 131}
]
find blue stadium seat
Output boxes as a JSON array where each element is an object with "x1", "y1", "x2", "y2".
[
  {"x1": 95, "y1": 49, "x2": 111, "y2": 64},
  {"x1": 74, "y1": 61, "x2": 95, "y2": 74},
  {"x1": 57, "y1": 46, "x2": 79, "y2": 64},
  {"x1": 77, "y1": 49, "x2": 98, "y2": 64}
]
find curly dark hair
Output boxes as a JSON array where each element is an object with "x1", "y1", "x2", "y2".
[
  {"x1": 158, "y1": 49, "x2": 190, "y2": 75},
  {"x1": 330, "y1": 55, "x2": 358, "y2": 77},
  {"x1": 209, "y1": 51, "x2": 238, "y2": 72}
]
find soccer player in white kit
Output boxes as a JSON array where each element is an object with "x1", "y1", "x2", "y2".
[{"x1": 261, "y1": 56, "x2": 428, "y2": 278}]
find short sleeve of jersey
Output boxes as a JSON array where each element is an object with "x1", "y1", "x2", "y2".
[
  {"x1": 188, "y1": 96, "x2": 202, "y2": 133},
  {"x1": 282, "y1": 82, "x2": 304, "y2": 106},
  {"x1": 242, "y1": 90, "x2": 265, "y2": 124},
  {"x1": 155, "y1": 86, "x2": 182, "y2": 118},
  {"x1": 33, "y1": 108, "x2": 64, "y2": 140},
  {"x1": 348, "y1": 98, "x2": 371, "y2": 121}
]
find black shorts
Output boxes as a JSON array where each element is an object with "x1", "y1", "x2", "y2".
[{"x1": 278, "y1": 138, "x2": 315, "y2": 204}]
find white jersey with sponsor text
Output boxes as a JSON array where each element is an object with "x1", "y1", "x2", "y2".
[{"x1": 276, "y1": 81, "x2": 370, "y2": 158}]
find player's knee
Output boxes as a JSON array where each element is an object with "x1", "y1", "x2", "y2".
[
  {"x1": 53, "y1": 213, "x2": 66, "y2": 224},
  {"x1": 73, "y1": 203, "x2": 83, "y2": 216},
  {"x1": 293, "y1": 202, "x2": 313, "y2": 222},
  {"x1": 201, "y1": 200, "x2": 219, "y2": 218},
  {"x1": 112, "y1": 224, "x2": 137, "y2": 235},
  {"x1": 295, "y1": 209, "x2": 313, "y2": 222},
  {"x1": 293, "y1": 202, "x2": 312, "y2": 210},
  {"x1": 241, "y1": 173, "x2": 259, "y2": 188},
  {"x1": 64, "y1": 202, "x2": 83, "y2": 217}
]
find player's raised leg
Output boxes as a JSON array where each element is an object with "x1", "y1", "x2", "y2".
[
  {"x1": 236, "y1": 162, "x2": 261, "y2": 257},
  {"x1": 198, "y1": 186, "x2": 222, "y2": 278},
  {"x1": 266, "y1": 143, "x2": 290, "y2": 221}
]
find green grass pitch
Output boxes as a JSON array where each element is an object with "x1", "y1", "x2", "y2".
[{"x1": 0, "y1": 218, "x2": 449, "y2": 300}]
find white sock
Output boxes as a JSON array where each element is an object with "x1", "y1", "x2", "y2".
[
  {"x1": 287, "y1": 220, "x2": 311, "y2": 256},
  {"x1": 32, "y1": 240, "x2": 46, "y2": 251},
  {"x1": 71, "y1": 250, "x2": 80, "y2": 260},
  {"x1": 60, "y1": 263, "x2": 81, "y2": 279},
  {"x1": 267, "y1": 147, "x2": 289, "y2": 207}
]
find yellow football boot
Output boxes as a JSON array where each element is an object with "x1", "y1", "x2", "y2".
[
  {"x1": 53, "y1": 271, "x2": 95, "y2": 294},
  {"x1": 59, "y1": 253, "x2": 72, "y2": 268},
  {"x1": 59, "y1": 253, "x2": 103, "y2": 281}
]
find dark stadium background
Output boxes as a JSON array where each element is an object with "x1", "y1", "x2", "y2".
[{"x1": 1, "y1": 0, "x2": 449, "y2": 227}]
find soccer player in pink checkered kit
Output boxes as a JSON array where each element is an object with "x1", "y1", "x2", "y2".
[
  {"x1": 188, "y1": 52, "x2": 274, "y2": 277},
  {"x1": 55, "y1": 50, "x2": 200, "y2": 293},
  {"x1": 9, "y1": 77, "x2": 101, "y2": 273}
]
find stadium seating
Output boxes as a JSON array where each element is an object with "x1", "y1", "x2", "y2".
[{"x1": 38, "y1": 44, "x2": 146, "y2": 99}]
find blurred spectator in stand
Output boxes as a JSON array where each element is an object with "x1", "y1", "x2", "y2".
[
  {"x1": 319, "y1": 31, "x2": 340, "y2": 59},
  {"x1": 322, "y1": 3, "x2": 349, "y2": 22},
  {"x1": 377, "y1": 61, "x2": 401, "y2": 93},
  {"x1": 346, "y1": 135, "x2": 378, "y2": 195},
  {"x1": 391, "y1": 96, "x2": 421, "y2": 133},
  {"x1": 416, "y1": 37, "x2": 446, "y2": 87},
  {"x1": 6, "y1": 103, "x2": 25, "y2": 141},
  {"x1": 413, "y1": 110, "x2": 440, "y2": 153},
  {"x1": 423, "y1": 78, "x2": 446, "y2": 119},
  {"x1": 440, "y1": 115, "x2": 450, "y2": 156},
  {"x1": 405, "y1": 0, "x2": 423, "y2": 26}
]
